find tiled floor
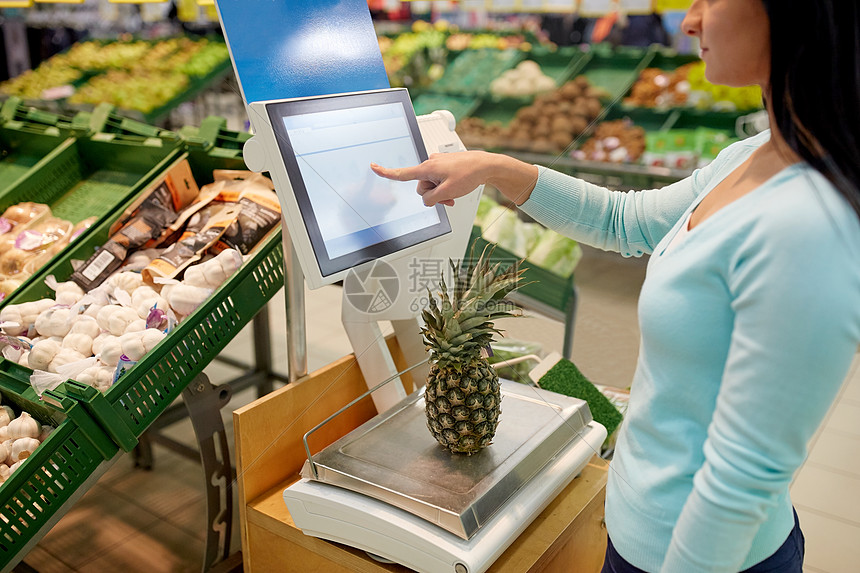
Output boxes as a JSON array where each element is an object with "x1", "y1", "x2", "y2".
[{"x1": 17, "y1": 245, "x2": 860, "y2": 572}]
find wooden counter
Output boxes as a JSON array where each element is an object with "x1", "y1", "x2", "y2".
[{"x1": 234, "y1": 338, "x2": 608, "y2": 573}]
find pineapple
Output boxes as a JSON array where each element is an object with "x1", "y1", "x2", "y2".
[{"x1": 421, "y1": 248, "x2": 525, "y2": 455}]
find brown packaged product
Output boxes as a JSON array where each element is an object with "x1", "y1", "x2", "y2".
[
  {"x1": 142, "y1": 202, "x2": 242, "y2": 282},
  {"x1": 70, "y1": 158, "x2": 199, "y2": 290},
  {"x1": 206, "y1": 171, "x2": 281, "y2": 255}
]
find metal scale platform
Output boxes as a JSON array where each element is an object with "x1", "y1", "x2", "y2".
[{"x1": 284, "y1": 378, "x2": 607, "y2": 573}]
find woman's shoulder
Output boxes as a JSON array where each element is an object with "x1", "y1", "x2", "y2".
[{"x1": 759, "y1": 164, "x2": 860, "y2": 255}]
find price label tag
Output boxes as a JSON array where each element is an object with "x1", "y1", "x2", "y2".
[
  {"x1": 109, "y1": 0, "x2": 173, "y2": 3},
  {"x1": 460, "y1": 0, "x2": 487, "y2": 9},
  {"x1": 196, "y1": 0, "x2": 215, "y2": 5},
  {"x1": 410, "y1": 0, "x2": 431, "y2": 13},
  {"x1": 0, "y1": 0, "x2": 33, "y2": 6},
  {"x1": 544, "y1": 0, "x2": 577, "y2": 11},
  {"x1": 434, "y1": 0, "x2": 456, "y2": 9},
  {"x1": 521, "y1": 0, "x2": 543, "y2": 11},
  {"x1": 34, "y1": 0, "x2": 85, "y2": 4},
  {"x1": 656, "y1": 0, "x2": 692, "y2": 10},
  {"x1": 579, "y1": 0, "x2": 652, "y2": 14},
  {"x1": 489, "y1": 0, "x2": 517, "y2": 12}
]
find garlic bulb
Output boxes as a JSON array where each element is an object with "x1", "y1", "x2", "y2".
[
  {"x1": 168, "y1": 284, "x2": 212, "y2": 317},
  {"x1": 0, "y1": 407, "x2": 9, "y2": 428},
  {"x1": 108, "y1": 272, "x2": 143, "y2": 294},
  {"x1": 10, "y1": 437, "x2": 39, "y2": 461},
  {"x1": 107, "y1": 307, "x2": 140, "y2": 337},
  {"x1": 83, "y1": 303, "x2": 104, "y2": 320},
  {"x1": 35, "y1": 307, "x2": 73, "y2": 338},
  {"x1": 62, "y1": 333, "x2": 94, "y2": 357},
  {"x1": 1, "y1": 405, "x2": 15, "y2": 423},
  {"x1": 9, "y1": 460, "x2": 21, "y2": 473},
  {"x1": 69, "y1": 315, "x2": 100, "y2": 339},
  {"x1": 49, "y1": 348, "x2": 87, "y2": 373},
  {"x1": 0, "y1": 463, "x2": 10, "y2": 482},
  {"x1": 91, "y1": 333, "x2": 111, "y2": 356},
  {"x1": 124, "y1": 319, "x2": 146, "y2": 335},
  {"x1": 0, "y1": 305, "x2": 26, "y2": 336},
  {"x1": 0, "y1": 441, "x2": 8, "y2": 465},
  {"x1": 28, "y1": 338, "x2": 62, "y2": 371},
  {"x1": 7, "y1": 412, "x2": 40, "y2": 440},
  {"x1": 98, "y1": 337, "x2": 123, "y2": 367},
  {"x1": 38, "y1": 425, "x2": 53, "y2": 443},
  {"x1": 0, "y1": 426, "x2": 9, "y2": 441}
]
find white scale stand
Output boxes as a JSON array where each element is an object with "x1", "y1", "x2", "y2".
[
  {"x1": 244, "y1": 105, "x2": 607, "y2": 573},
  {"x1": 215, "y1": 2, "x2": 607, "y2": 570}
]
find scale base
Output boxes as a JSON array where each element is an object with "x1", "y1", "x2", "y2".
[{"x1": 284, "y1": 421, "x2": 606, "y2": 573}]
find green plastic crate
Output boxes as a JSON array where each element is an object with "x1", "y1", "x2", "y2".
[
  {"x1": 466, "y1": 97, "x2": 526, "y2": 129},
  {"x1": 429, "y1": 49, "x2": 525, "y2": 97},
  {"x1": 1, "y1": 150, "x2": 285, "y2": 451},
  {"x1": 576, "y1": 45, "x2": 654, "y2": 103},
  {"x1": 412, "y1": 93, "x2": 481, "y2": 123},
  {"x1": 529, "y1": 45, "x2": 592, "y2": 86},
  {"x1": 71, "y1": 103, "x2": 180, "y2": 145},
  {"x1": 0, "y1": 126, "x2": 74, "y2": 197},
  {"x1": 0, "y1": 136, "x2": 181, "y2": 304},
  {"x1": 0, "y1": 98, "x2": 78, "y2": 137},
  {"x1": 0, "y1": 369, "x2": 118, "y2": 571},
  {"x1": 468, "y1": 226, "x2": 574, "y2": 314}
]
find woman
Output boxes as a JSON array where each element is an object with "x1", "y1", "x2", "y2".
[{"x1": 372, "y1": 1, "x2": 860, "y2": 571}]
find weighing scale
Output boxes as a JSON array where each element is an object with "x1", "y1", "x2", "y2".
[{"x1": 213, "y1": 2, "x2": 609, "y2": 571}]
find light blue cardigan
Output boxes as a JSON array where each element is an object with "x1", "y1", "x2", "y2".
[{"x1": 519, "y1": 130, "x2": 860, "y2": 572}]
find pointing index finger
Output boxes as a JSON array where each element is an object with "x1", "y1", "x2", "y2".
[{"x1": 370, "y1": 162, "x2": 422, "y2": 182}]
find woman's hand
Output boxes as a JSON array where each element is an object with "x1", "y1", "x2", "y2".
[{"x1": 371, "y1": 150, "x2": 539, "y2": 207}]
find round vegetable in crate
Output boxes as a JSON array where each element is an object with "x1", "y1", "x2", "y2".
[
  {"x1": 571, "y1": 119, "x2": 646, "y2": 164},
  {"x1": 0, "y1": 170, "x2": 281, "y2": 396},
  {"x1": 0, "y1": 400, "x2": 55, "y2": 484},
  {"x1": 456, "y1": 76, "x2": 607, "y2": 153}
]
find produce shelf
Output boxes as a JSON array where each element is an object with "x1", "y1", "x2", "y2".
[
  {"x1": 71, "y1": 103, "x2": 181, "y2": 144},
  {"x1": 0, "y1": 135, "x2": 181, "y2": 303},
  {"x1": 528, "y1": 45, "x2": 592, "y2": 86},
  {"x1": 0, "y1": 98, "x2": 78, "y2": 137},
  {"x1": 0, "y1": 369, "x2": 118, "y2": 573},
  {"x1": 412, "y1": 93, "x2": 481, "y2": 123},
  {"x1": 428, "y1": 48, "x2": 525, "y2": 97},
  {"x1": 0, "y1": 126, "x2": 74, "y2": 197},
  {"x1": 2, "y1": 150, "x2": 284, "y2": 452},
  {"x1": 468, "y1": 225, "x2": 574, "y2": 316},
  {"x1": 576, "y1": 44, "x2": 654, "y2": 104}
]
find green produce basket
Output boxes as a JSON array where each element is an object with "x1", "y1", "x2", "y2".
[
  {"x1": 412, "y1": 93, "x2": 481, "y2": 123},
  {"x1": 1, "y1": 151, "x2": 285, "y2": 452},
  {"x1": 468, "y1": 225, "x2": 574, "y2": 314},
  {"x1": 466, "y1": 97, "x2": 526, "y2": 128},
  {"x1": 429, "y1": 49, "x2": 525, "y2": 97},
  {"x1": 665, "y1": 108, "x2": 741, "y2": 135},
  {"x1": 0, "y1": 98, "x2": 78, "y2": 137},
  {"x1": 0, "y1": 126, "x2": 75, "y2": 197},
  {"x1": 0, "y1": 135, "x2": 181, "y2": 304},
  {"x1": 576, "y1": 44, "x2": 654, "y2": 103},
  {"x1": 0, "y1": 368, "x2": 118, "y2": 572},
  {"x1": 70, "y1": 103, "x2": 180, "y2": 145},
  {"x1": 528, "y1": 45, "x2": 592, "y2": 86},
  {"x1": 600, "y1": 105, "x2": 677, "y2": 132}
]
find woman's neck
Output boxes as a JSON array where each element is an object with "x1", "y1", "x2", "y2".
[{"x1": 762, "y1": 88, "x2": 803, "y2": 166}]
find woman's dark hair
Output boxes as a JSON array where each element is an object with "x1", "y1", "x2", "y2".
[{"x1": 760, "y1": 0, "x2": 860, "y2": 218}]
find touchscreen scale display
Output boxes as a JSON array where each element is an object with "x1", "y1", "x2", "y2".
[{"x1": 283, "y1": 103, "x2": 441, "y2": 261}]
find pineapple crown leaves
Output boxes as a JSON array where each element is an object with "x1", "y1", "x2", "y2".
[{"x1": 420, "y1": 244, "x2": 531, "y2": 367}]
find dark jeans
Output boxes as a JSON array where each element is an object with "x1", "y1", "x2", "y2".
[{"x1": 601, "y1": 510, "x2": 805, "y2": 573}]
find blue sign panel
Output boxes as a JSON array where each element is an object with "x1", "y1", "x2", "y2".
[{"x1": 215, "y1": 0, "x2": 390, "y2": 105}]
